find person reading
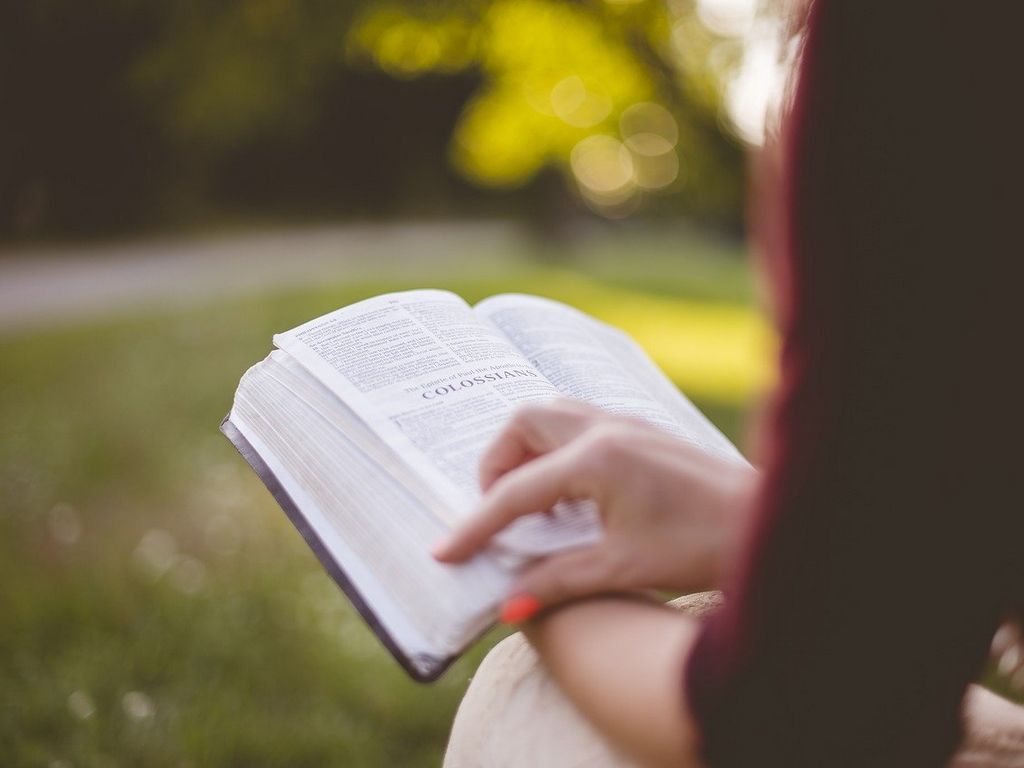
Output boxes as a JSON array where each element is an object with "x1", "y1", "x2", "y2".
[{"x1": 435, "y1": 2, "x2": 1024, "y2": 766}]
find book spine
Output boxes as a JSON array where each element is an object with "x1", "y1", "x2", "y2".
[{"x1": 219, "y1": 413, "x2": 454, "y2": 683}]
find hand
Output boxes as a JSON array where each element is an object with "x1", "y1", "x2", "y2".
[{"x1": 432, "y1": 399, "x2": 757, "y2": 618}]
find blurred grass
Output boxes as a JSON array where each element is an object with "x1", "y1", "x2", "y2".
[
  {"x1": 2, "y1": 248, "x2": 1018, "y2": 767},
  {"x1": 51, "y1": 230, "x2": 1024, "y2": 765},
  {"x1": 0, "y1": 251, "x2": 767, "y2": 766}
]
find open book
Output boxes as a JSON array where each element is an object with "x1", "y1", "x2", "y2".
[{"x1": 222, "y1": 290, "x2": 744, "y2": 681}]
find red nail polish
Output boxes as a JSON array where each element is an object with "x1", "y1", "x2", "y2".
[{"x1": 499, "y1": 594, "x2": 542, "y2": 624}]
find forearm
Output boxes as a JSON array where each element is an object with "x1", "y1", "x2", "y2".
[{"x1": 521, "y1": 596, "x2": 704, "y2": 768}]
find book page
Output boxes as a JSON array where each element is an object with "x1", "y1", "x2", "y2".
[
  {"x1": 475, "y1": 294, "x2": 745, "y2": 463},
  {"x1": 230, "y1": 352, "x2": 512, "y2": 661},
  {"x1": 272, "y1": 291, "x2": 601, "y2": 552}
]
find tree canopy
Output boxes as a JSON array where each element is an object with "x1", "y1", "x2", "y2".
[{"x1": 1, "y1": 0, "x2": 751, "y2": 237}]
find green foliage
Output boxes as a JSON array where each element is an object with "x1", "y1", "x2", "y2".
[
  {"x1": 1, "y1": 236, "x2": 1019, "y2": 764},
  {"x1": 354, "y1": 1, "x2": 653, "y2": 186},
  {"x1": 0, "y1": 241, "x2": 753, "y2": 766},
  {"x1": 132, "y1": 0, "x2": 363, "y2": 151},
  {"x1": 348, "y1": 0, "x2": 745, "y2": 218},
  {"x1": 1, "y1": 0, "x2": 747, "y2": 236},
  {"x1": 135, "y1": 0, "x2": 746, "y2": 215}
]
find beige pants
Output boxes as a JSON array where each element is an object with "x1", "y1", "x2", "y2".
[{"x1": 444, "y1": 592, "x2": 1024, "y2": 768}]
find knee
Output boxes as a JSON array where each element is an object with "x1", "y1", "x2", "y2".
[{"x1": 444, "y1": 632, "x2": 633, "y2": 767}]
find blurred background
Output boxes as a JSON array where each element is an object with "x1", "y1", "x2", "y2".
[
  {"x1": 0, "y1": 0, "x2": 789, "y2": 237},
  {"x1": 2, "y1": 1, "x2": 1013, "y2": 766}
]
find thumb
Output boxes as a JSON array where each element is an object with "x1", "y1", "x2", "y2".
[{"x1": 500, "y1": 545, "x2": 620, "y2": 622}]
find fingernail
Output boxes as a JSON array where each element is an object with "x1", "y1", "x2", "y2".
[
  {"x1": 430, "y1": 535, "x2": 451, "y2": 559},
  {"x1": 499, "y1": 593, "x2": 542, "y2": 624}
]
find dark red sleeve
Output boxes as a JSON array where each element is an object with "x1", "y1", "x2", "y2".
[{"x1": 684, "y1": 3, "x2": 1024, "y2": 765}]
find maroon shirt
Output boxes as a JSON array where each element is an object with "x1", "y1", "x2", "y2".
[{"x1": 685, "y1": 3, "x2": 1024, "y2": 765}]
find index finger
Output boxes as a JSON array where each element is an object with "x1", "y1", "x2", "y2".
[
  {"x1": 434, "y1": 441, "x2": 597, "y2": 563},
  {"x1": 478, "y1": 399, "x2": 600, "y2": 491}
]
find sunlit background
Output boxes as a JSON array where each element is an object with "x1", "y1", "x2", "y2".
[
  {"x1": 3, "y1": 1, "x2": 1013, "y2": 766},
  {"x1": 2, "y1": 0, "x2": 795, "y2": 236}
]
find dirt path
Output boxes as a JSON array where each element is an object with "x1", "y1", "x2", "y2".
[{"x1": 0, "y1": 221, "x2": 526, "y2": 334}]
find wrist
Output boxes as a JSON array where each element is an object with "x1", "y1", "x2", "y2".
[
  {"x1": 520, "y1": 591, "x2": 662, "y2": 638},
  {"x1": 709, "y1": 465, "x2": 759, "y2": 590}
]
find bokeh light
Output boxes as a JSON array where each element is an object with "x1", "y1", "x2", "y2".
[
  {"x1": 621, "y1": 102, "x2": 679, "y2": 156},
  {"x1": 696, "y1": 0, "x2": 759, "y2": 38},
  {"x1": 570, "y1": 135, "x2": 637, "y2": 213},
  {"x1": 348, "y1": 0, "x2": 747, "y2": 218},
  {"x1": 620, "y1": 102, "x2": 681, "y2": 191},
  {"x1": 550, "y1": 75, "x2": 613, "y2": 128}
]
